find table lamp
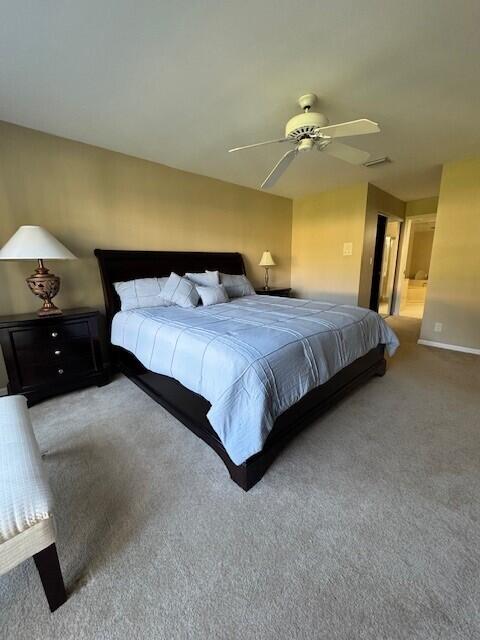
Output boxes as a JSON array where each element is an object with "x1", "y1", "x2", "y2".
[
  {"x1": 259, "y1": 250, "x2": 276, "y2": 290},
  {"x1": 0, "y1": 225, "x2": 77, "y2": 316}
]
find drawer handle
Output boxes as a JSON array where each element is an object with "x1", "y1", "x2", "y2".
[
  {"x1": 58, "y1": 368, "x2": 64, "y2": 375},
  {"x1": 54, "y1": 350, "x2": 61, "y2": 356},
  {"x1": 51, "y1": 331, "x2": 58, "y2": 338}
]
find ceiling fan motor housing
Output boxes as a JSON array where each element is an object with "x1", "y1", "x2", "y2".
[{"x1": 285, "y1": 111, "x2": 329, "y2": 141}]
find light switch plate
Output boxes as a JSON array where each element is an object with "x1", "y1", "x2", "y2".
[
  {"x1": 343, "y1": 242, "x2": 353, "y2": 256},
  {"x1": 434, "y1": 322, "x2": 443, "y2": 333}
]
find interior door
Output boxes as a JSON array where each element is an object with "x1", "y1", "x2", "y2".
[
  {"x1": 392, "y1": 218, "x2": 412, "y2": 315},
  {"x1": 379, "y1": 221, "x2": 401, "y2": 316}
]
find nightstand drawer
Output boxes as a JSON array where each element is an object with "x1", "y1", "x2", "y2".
[
  {"x1": 15, "y1": 337, "x2": 94, "y2": 365},
  {"x1": 17, "y1": 357, "x2": 95, "y2": 388},
  {"x1": 16, "y1": 337, "x2": 92, "y2": 362},
  {"x1": 11, "y1": 320, "x2": 90, "y2": 351}
]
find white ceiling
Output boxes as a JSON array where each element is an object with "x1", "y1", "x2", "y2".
[{"x1": 1, "y1": 0, "x2": 479, "y2": 201}]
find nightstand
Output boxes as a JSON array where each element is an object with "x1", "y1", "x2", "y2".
[
  {"x1": 255, "y1": 287, "x2": 292, "y2": 297},
  {"x1": 0, "y1": 308, "x2": 110, "y2": 407}
]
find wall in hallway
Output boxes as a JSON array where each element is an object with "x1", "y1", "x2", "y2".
[
  {"x1": 407, "y1": 228, "x2": 435, "y2": 278},
  {"x1": 421, "y1": 157, "x2": 480, "y2": 351},
  {"x1": 405, "y1": 196, "x2": 438, "y2": 217}
]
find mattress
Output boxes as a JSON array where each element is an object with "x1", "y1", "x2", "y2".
[{"x1": 111, "y1": 295, "x2": 399, "y2": 465}]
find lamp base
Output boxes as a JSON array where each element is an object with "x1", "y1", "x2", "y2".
[
  {"x1": 37, "y1": 302, "x2": 63, "y2": 317},
  {"x1": 263, "y1": 267, "x2": 270, "y2": 291},
  {"x1": 26, "y1": 259, "x2": 63, "y2": 317}
]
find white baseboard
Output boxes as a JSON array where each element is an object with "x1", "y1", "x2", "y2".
[{"x1": 417, "y1": 339, "x2": 480, "y2": 355}]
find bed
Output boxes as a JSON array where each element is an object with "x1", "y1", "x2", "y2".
[{"x1": 95, "y1": 249, "x2": 398, "y2": 491}]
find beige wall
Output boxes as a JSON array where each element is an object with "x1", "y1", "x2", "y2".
[
  {"x1": 407, "y1": 228, "x2": 435, "y2": 278},
  {"x1": 404, "y1": 197, "x2": 438, "y2": 279},
  {"x1": 0, "y1": 121, "x2": 292, "y2": 386},
  {"x1": 357, "y1": 184, "x2": 406, "y2": 308},
  {"x1": 405, "y1": 196, "x2": 438, "y2": 217},
  {"x1": 291, "y1": 184, "x2": 368, "y2": 303},
  {"x1": 421, "y1": 157, "x2": 480, "y2": 350}
]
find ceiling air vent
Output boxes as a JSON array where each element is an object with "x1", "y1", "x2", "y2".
[{"x1": 363, "y1": 156, "x2": 391, "y2": 167}]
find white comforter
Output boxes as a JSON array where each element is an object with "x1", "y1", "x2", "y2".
[{"x1": 111, "y1": 296, "x2": 399, "y2": 465}]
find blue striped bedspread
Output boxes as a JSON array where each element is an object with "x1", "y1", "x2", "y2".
[{"x1": 111, "y1": 295, "x2": 399, "y2": 465}]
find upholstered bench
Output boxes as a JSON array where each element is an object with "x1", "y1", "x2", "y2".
[{"x1": 0, "y1": 395, "x2": 66, "y2": 612}]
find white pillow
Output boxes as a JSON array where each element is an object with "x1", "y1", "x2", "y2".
[
  {"x1": 214, "y1": 272, "x2": 255, "y2": 298},
  {"x1": 185, "y1": 271, "x2": 220, "y2": 287},
  {"x1": 196, "y1": 284, "x2": 229, "y2": 307},
  {"x1": 114, "y1": 277, "x2": 170, "y2": 311},
  {"x1": 162, "y1": 272, "x2": 199, "y2": 308}
]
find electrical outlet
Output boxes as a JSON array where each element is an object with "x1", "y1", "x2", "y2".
[
  {"x1": 434, "y1": 322, "x2": 443, "y2": 333},
  {"x1": 343, "y1": 242, "x2": 353, "y2": 256}
]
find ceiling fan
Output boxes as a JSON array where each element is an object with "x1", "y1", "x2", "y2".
[{"x1": 228, "y1": 93, "x2": 380, "y2": 189}]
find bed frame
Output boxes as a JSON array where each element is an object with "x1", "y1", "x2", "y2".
[{"x1": 94, "y1": 249, "x2": 387, "y2": 491}]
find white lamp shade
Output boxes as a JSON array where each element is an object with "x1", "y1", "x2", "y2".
[
  {"x1": 0, "y1": 225, "x2": 76, "y2": 260},
  {"x1": 259, "y1": 250, "x2": 276, "y2": 267}
]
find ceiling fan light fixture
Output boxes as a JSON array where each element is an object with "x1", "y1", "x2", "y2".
[{"x1": 298, "y1": 138, "x2": 315, "y2": 152}]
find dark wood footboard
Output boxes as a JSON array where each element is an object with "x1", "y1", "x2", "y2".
[{"x1": 113, "y1": 343, "x2": 386, "y2": 491}]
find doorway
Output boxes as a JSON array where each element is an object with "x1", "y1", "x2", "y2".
[
  {"x1": 393, "y1": 214, "x2": 436, "y2": 319},
  {"x1": 370, "y1": 215, "x2": 401, "y2": 317}
]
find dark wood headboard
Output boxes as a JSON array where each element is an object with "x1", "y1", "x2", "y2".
[{"x1": 94, "y1": 249, "x2": 246, "y2": 326}]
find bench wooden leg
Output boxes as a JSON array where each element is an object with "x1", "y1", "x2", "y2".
[{"x1": 33, "y1": 543, "x2": 67, "y2": 612}]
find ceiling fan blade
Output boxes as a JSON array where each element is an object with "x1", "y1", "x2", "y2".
[
  {"x1": 228, "y1": 138, "x2": 290, "y2": 153},
  {"x1": 323, "y1": 142, "x2": 370, "y2": 165},
  {"x1": 261, "y1": 148, "x2": 298, "y2": 189},
  {"x1": 316, "y1": 119, "x2": 380, "y2": 138}
]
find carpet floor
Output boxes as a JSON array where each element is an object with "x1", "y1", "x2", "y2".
[{"x1": 1, "y1": 316, "x2": 479, "y2": 640}]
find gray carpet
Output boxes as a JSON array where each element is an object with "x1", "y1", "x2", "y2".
[{"x1": 1, "y1": 317, "x2": 479, "y2": 639}]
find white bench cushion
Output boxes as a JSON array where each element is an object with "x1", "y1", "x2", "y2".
[{"x1": 0, "y1": 396, "x2": 54, "y2": 574}]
